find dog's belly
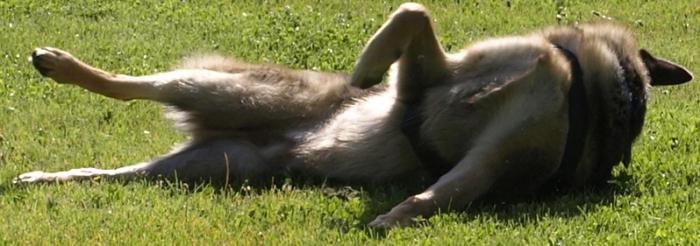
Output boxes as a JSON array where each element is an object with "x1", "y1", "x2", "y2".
[{"x1": 291, "y1": 89, "x2": 425, "y2": 182}]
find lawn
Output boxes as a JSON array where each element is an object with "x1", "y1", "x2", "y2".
[{"x1": 1, "y1": 0, "x2": 699, "y2": 244}]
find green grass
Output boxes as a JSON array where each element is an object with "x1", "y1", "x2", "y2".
[{"x1": 1, "y1": 0, "x2": 699, "y2": 244}]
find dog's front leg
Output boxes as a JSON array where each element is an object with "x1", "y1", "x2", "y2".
[
  {"x1": 368, "y1": 144, "x2": 508, "y2": 228},
  {"x1": 351, "y1": 3, "x2": 448, "y2": 99}
]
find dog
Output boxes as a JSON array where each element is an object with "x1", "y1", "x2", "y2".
[{"x1": 14, "y1": 3, "x2": 693, "y2": 228}]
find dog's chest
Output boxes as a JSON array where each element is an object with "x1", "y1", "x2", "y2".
[{"x1": 413, "y1": 84, "x2": 497, "y2": 162}]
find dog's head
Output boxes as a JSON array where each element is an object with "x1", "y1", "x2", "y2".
[
  {"x1": 578, "y1": 24, "x2": 693, "y2": 183},
  {"x1": 621, "y1": 48, "x2": 692, "y2": 164},
  {"x1": 631, "y1": 48, "x2": 693, "y2": 155},
  {"x1": 553, "y1": 23, "x2": 693, "y2": 185}
]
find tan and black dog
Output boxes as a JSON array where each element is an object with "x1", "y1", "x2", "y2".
[{"x1": 15, "y1": 3, "x2": 693, "y2": 228}]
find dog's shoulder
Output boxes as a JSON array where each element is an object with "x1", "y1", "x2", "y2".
[{"x1": 435, "y1": 33, "x2": 571, "y2": 108}]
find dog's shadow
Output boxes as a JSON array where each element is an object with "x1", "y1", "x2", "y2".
[
  {"x1": 1, "y1": 171, "x2": 636, "y2": 236},
  {"x1": 353, "y1": 171, "x2": 636, "y2": 235}
]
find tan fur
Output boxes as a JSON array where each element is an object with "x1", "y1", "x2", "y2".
[{"x1": 16, "y1": 3, "x2": 692, "y2": 229}]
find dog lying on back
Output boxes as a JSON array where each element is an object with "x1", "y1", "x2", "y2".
[{"x1": 16, "y1": 3, "x2": 692, "y2": 228}]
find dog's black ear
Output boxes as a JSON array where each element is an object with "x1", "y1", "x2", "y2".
[{"x1": 639, "y1": 49, "x2": 693, "y2": 86}]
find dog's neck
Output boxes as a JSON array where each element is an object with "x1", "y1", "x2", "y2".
[{"x1": 550, "y1": 45, "x2": 590, "y2": 186}]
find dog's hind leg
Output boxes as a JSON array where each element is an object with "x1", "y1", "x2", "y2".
[
  {"x1": 350, "y1": 3, "x2": 448, "y2": 100},
  {"x1": 29, "y1": 47, "x2": 253, "y2": 102},
  {"x1": 13, "y1": 140, "x2": 272, "y2": 184},
  {"x1": 30, "y1": 47, "x2": 353, "y2": 130},
  {"x1": 13, "y1": 163, "x2": 151, "y2": 184},
  {"x1": 30, "y1": 47, "x2": 168, "y2": 101}
]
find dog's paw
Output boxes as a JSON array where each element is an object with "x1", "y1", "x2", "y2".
[
  {"x1": 349, "y1": 68, "x2": 384, "y2": 89},
  {"x1": 29, "y1": 47, "x2": 81, "y2": 84},
  {"x1": 368, "y1": 213, "x2": 415, "y2": 229},
  {"x1": 12, "y1": 171, "x2": 50, "y2": 184},
  {"x1": 349, "y1": 53, "x2": 394, "y2": 89},
  {"x1": 368, "y1": 194, "x2": 437, "y2": 229}
]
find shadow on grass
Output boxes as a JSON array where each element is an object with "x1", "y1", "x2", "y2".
[
  {"x1": 0, "y1": 169, "x2": 637, "y2": 238},
  {"x1": 353, "y1": 171, "x2": 638, "y2": 237}
]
